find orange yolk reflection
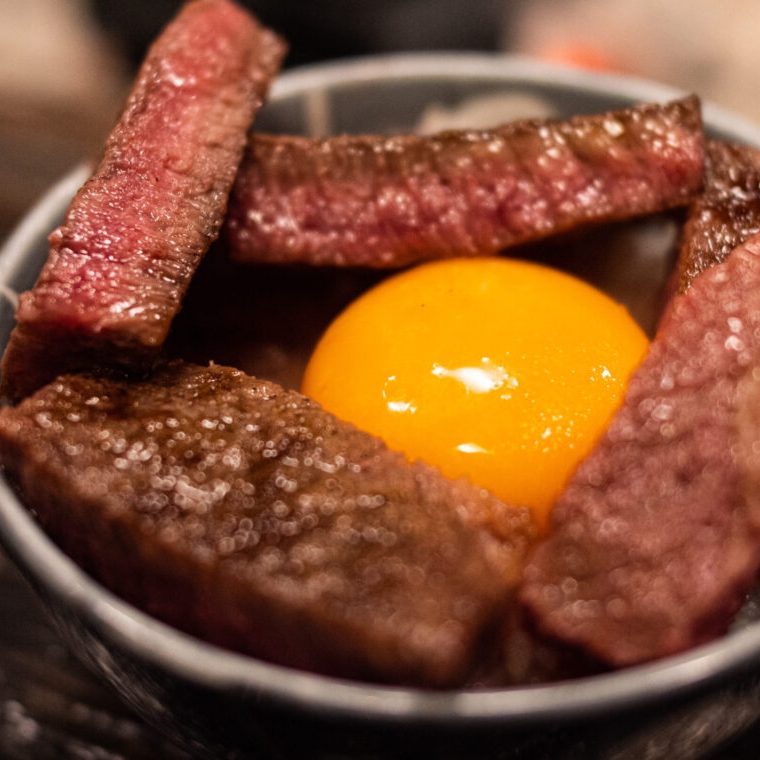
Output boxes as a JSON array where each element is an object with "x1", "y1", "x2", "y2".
[{"x1": 302, "y1": 258, "x2": 648, "y2": 527}]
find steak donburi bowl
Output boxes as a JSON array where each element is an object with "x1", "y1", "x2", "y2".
[{"x1": 3, "y1": 54, "x2": 760, "y2": 758}]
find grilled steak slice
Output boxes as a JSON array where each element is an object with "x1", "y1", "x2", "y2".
[
  {"x1": 673, "y1": 140, "x2": 760, "y2": 294},
  {"x1": 225, "y1": 97, "x2": 704, "y2": 268},
  {"x1": 0, "y1": 0, "x2": 285, "y2": 401},
  {"x1": 0, "y1": 362, "x2": 534, "y2": 686},
  {"x1": 520, "y1": 231, "x2": 760, "y2": 666}
]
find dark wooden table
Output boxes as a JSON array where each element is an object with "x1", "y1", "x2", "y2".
[{"x1": 0, "y1": 550, "x2": 190, "y2": 759}]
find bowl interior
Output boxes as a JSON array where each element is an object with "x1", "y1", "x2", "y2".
[{"x1": 3, "y1": 54, "x2": 760, "y2": 726}]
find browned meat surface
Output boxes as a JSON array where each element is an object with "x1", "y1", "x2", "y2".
[
  {"x1": 673, "y1": 140, "x2": 760, "y2": 294},
  {"x1": 0, "y1": 362, "x2": 534, "y2": 687},
  {"x1": 520, "y1": 231, "x2": 760, "y2": 666},
  {"x1": 0, "y1": 0, "x2": 285, "y2": 401},
  {"x1": 225, "y1": 97, "x2": 704, "y2": 267}
]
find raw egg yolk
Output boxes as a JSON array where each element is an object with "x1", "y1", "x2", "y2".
[{"x1": 302, "y1": 258, "x2": 648, "y2": 527}]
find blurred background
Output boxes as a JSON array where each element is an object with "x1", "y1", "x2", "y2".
[{"x1": 3, "y1": 0, "x2": 760, "y2": 241}]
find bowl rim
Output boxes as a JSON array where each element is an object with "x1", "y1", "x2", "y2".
[{"x1": 3, "y1": 52, "x2": 760, "y2": 727}]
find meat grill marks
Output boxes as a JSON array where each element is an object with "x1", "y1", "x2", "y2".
[
  {"x1": 520, "y1": 231, "x2": 760, "y2": 666},
  {"x1": 673, "y1": 140, "x2": 760, "y2": 294},
  {"x1": 0, "y1": 0, "x2": 285, "y2": 401},
  {"x1": 225, "y1": 97, "x2": 704, "y2": 268},
  {"x1": 0, "y1": 362, "x2": 534, "y2": 687}
]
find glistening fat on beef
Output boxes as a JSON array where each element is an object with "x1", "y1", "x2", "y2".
[
  {"x1": 0, "y1": 362, "x2": 534, "y2": 686},
  {"x1": 520, "y1": 230, "x2": 760, "y2": 666},
  {"x1": 0, "y1": 0, "x2": 285, "y2": 401},
  {"x1": 224, "y1": 97, "x2": 704, "y2": 267},
  {"x1": 672, "y1": 140, "x2": 760, "y2": 294}
]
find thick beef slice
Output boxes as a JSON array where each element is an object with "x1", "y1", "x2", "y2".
[
  {"x1": 520, "y1": 231, "x2": 760, "y2": 666},
  {"x1": 673, "y1": 140, "x2": 760, "y2": 294},
  {"x1": 225, "y1": 97, "x2": 704, "y2": 267},
  {"x1": 1, "y1": 0, "x2": 285, "y2": 401},
  {"x1": 0, "y1": 362, "x2": 534, "y2": 686}
]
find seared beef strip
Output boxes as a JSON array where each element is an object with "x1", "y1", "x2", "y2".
[
  {"x1": 0, "y1": 362, "x2": 533, "y2": 686},
  {"x1": 521, "y1": 230, "x2": 760, "y2": 666},
  {"x1": 225, "y1": 97, "x2": 704, "y2": 267},
  {"x1": 0, "y1": 0, "x2": 285, "y2": 401},
  {"x1": 673, "y1": 140, "x2": 760, "y2": 294}
]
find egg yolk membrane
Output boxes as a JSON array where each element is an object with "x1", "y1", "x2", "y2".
[{"x1": 302, "y1": 258, "x2": 648, "y2": 527}]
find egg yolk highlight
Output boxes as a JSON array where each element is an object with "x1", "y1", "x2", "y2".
[{"x1": 302, "y1": 258, "x2": 648, "y2": 527}]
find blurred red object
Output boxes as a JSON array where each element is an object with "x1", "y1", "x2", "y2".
[{"x1": 540, "y1": 44, "x2": 618, "y2": 73}]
